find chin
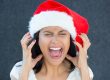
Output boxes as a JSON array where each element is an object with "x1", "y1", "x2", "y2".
[{"x1": 46, "y1": 55, "x2": 66, "y2": 66}]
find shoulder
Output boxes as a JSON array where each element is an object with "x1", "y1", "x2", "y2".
[
  {"x1": 67, "y1": 67, "x2": 94, "y2": 80},
  {"x1": 10, "y1": 61, "x2": 36, "y2": 80},
  {"x1": 10, "y1": 61, "x2": 23, "y2": 80}
]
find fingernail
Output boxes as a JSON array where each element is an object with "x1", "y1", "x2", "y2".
[
  {"x1": 33, "y1": 40, "x2": 36, "y2": 42},
  {"x1": 74, "y1": 41, "x2": 76, "y2": 44},
  {"x1": 27, "y1": 32, "x2": 30, "y2": 34},
  {"x1": 66, "y1": 55, "x2": 69, "y2": 57}
]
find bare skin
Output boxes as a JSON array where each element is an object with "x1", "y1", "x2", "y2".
[
  {"x1": 66, "y1": 33, "x2": 91, "y2": 80},
  {"x1": 19, "y1": 32, "x2": 43, "y2": 80},
  {"x1": 35, "y1": 27, "x2": 71, "y2": 80},
  {"x1": 19, "y1": 27, "x2": 91, "y2": 80}
]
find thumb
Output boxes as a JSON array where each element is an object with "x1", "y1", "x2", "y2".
[
  {"x1": 66, "y1": 55, "x2": 78, "y2": 67},
  {"x1": 32, "y1": 54, "x2": 43, "y2": 68}
]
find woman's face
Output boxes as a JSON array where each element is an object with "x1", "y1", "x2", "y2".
[{"x1": 38, "y1": 26, "x2": 70, "y2": 65}]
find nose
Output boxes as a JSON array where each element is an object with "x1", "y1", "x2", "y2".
[{"x1": 51, "y1": 35, "x2": 59, "y2": 44}]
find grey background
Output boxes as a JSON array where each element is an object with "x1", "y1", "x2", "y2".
[{"x1": 0, "y1": 0, "x2": 110, "y2": 80}]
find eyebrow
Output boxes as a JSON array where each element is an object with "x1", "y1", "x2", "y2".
[
  {"x1": 43, "y1": 30, "x2": 67, "y2": 33},
  {"x1": 59, "y1": 30, "x2": 67, "y2": 33},
  {"x1": 43, "y1": 31, "x2": 53, "y2": 33}
]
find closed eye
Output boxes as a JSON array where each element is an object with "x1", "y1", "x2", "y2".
[
  {"x1": 43, "y1": 31, "x2": 53, "y2": 36},
  {"x1": 59, "y1": 33, "x2": 67, "y2": 35},
  {"x1": 45, "y1": 33, "x2": 52, "y2": 36},
  {"x1": 59, "y1": 30, "x2": 68, "y2": 35}
]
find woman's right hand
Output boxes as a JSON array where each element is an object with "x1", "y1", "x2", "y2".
[{"x1": 20, "y1": 32, "x2": 43, "y2": 72}]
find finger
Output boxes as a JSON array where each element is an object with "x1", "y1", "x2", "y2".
[
  {"x1": 81, "y1": 33, "x2": 91, "y2": 50},
  {"x1": 80, "y1": 33, "x2": 91, "y2": 49},
  {"x1": 33, "y1": 54, "x2": 43, "y2": 63},
  {"x1": 22, "y1": 32, "x2": 31, "y2": 39},
  {"x1": 22, "y1": 36, "x2": 32, "y2": 45},
  {"x1": 66, "y1": 55, "x2": 74, "y2": 61},
  {"x1": 21, "y1": 38, "x2": 32, "y2": 50},
  {"x1": 25, "y1": 32, "x2": 30, "y2": 36},
  {"x1": 22, "y1": 32, "x2": 32, "y2": 43},
  {"x1": 81, "y1": 33, "x2": 90, "y2": 42},
  {"x1": 28, "y1": 40, "x2": 36, "y2": 51},
  {"x1": 20, "y1": 32, "x2": 32, "y2": 49},
  {"x1": 79, "y1": 34, "x2": 86, "y2": 45},
  {"x1": 32, "y1": 54, "x2": 43, "y2": 67},
  {"x1": 74, "y1": 41, "x2": 82, "y2": 51},
  {"x1": 66, "y1": 55, "x2": 78, "y2": 67}
]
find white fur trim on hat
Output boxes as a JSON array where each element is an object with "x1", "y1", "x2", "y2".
[{"x1": 28, "y1": 11, "x2": 76, "y2": 39}]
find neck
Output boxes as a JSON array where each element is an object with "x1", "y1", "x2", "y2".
[{"x1": 40, "y1": 60, "x2": 69, "y2": 77}]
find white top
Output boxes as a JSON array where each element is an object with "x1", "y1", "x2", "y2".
[{"x1": 10, "y1": 61, "x2": 94, "y2": 80}]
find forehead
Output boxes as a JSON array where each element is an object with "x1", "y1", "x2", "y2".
[{"x1": 40, "y1": 26, "x2": 68, "y2": 32}]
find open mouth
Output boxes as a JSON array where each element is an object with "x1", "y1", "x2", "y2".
[{"x1": 49, "y1": 47, "x2": 63, "y2": 59}]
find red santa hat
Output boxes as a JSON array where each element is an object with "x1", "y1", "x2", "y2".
[{"x1": 28, "y1": 0, "x2": 89, "y2": 46}]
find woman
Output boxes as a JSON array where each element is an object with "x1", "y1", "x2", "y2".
[{"x1": 10, "y1": 0, "x2": 94, "y2": 80}]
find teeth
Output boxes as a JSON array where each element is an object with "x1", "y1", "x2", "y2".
[{"x1": 50, "y1": 48, "x2": 61, "y2": 50}]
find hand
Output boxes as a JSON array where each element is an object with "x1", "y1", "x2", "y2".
[
  {"x1": 66, "y1": 33, "x2": 91, "y2": 69},
  {"x1": 20, "y1": 32, "x2": 43, "y2": 72}
]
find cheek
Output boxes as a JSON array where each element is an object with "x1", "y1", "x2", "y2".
[
  {"x1": 65, "y1": 39, "x2": 70, "y2": 50},
  {"x1": 38, "y1": 35, "x2": 50, "y2": 54},
  {"x1": 62, "y1": 37, "x2": 70, "y2": 54}
]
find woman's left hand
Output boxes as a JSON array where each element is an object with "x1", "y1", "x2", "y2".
[{"x1": 66, "y1": 33, "x2": 91, "y2": 69}]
